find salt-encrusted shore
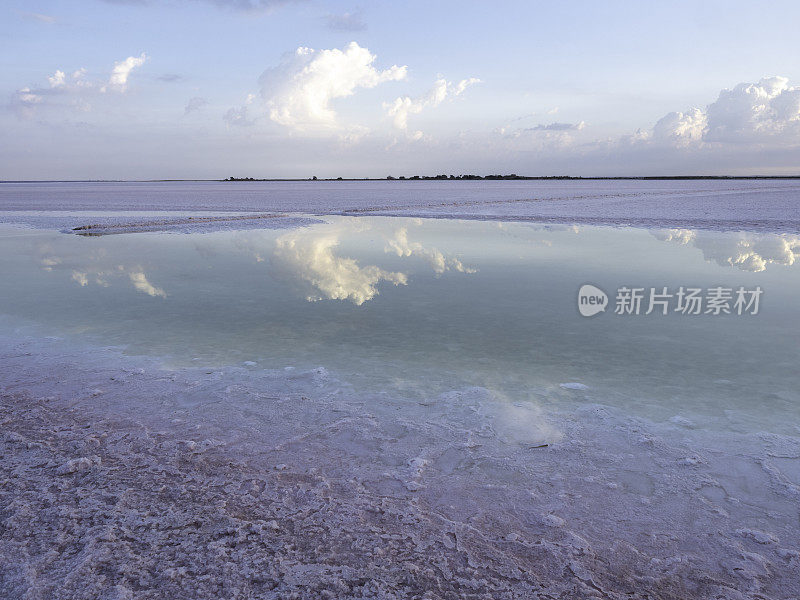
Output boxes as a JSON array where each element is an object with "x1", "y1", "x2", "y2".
[
  {"x1": 3, "y1": 179, "x2": 800, "y2": 234},
  {"x1": 2, "y1": 333, "x2": 799, "y2": 599}
]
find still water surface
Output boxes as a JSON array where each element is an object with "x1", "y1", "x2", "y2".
[{"x1": 1, "y1": 216, "x2": 798, "y2": 433}]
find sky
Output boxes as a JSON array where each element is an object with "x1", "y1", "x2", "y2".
[{"x1": 2, "y1": 0, "x2": 800, "y2": 179}]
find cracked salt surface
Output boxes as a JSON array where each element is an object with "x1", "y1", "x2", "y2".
[{"x1": 2, "y1": 333, "x2": 799, "y2": 599}]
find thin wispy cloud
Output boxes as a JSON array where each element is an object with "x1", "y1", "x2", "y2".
[
  {"x1": 205, "y1": 0, "x2": 295, "y2": 10},
  {"x1": 98, "y1": 0, "x2": 295, "y2": 10},
  {"x1": 19, "y1": 12, "x2": 57, "y2": 23},
  {"x1": 325, "y1": 10, "x2": 367, "y2": 31},
  {"x1": 528, "y1": 121, "x2": 586, "y2": 132},
  {"x1": 223, "y1": 106, "x2": 251, "y2": 127},
  {"x1": 185, "y1": 97, "x2": 209, "y2": 115},
  {"x1": 157, "y1": 73, "x2": 183, "y2": 82}
]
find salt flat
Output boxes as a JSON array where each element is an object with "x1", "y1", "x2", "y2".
[
  {"x1": 1, "y1": 182, "x2": 799, "y2": 599},
  {"x1": 1, "y1": 179, "x2": 799, "y2": 232}
]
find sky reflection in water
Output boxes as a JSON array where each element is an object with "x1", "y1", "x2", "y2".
[{"x1": 1, "y1": 217, "x2": 799, "y2": 433}]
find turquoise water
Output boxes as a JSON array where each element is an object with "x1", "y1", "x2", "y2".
[{"x1": 1, "y1": 217, "x2": 798, "y2": 433}]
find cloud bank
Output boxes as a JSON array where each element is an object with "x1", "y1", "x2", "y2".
[
  {"x1": 7, "y1": 42, "x2": 800, "y2": 177},
  {"x1": 650, "y1": 76, "x2": 800, "y2": 146},
  {"x1": 484, "y1": 74, "x2": 800, "y2": 174}
]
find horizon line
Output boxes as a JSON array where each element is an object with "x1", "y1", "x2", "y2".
[{"x1": 3, "y1": 174, "x2": 800, "y2": 184}]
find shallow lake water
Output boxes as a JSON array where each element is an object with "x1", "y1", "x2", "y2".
[{"x1": 1, "y1": 216, "x2": 798, "y2": 435}]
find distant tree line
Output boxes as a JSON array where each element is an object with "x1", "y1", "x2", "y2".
[
  {"x1": 386, "y1": 174, "x2": 530, "y2": 180},
  {"x1": 227, "y1": 174, "x2": 581, "y2": 182},
  {"x1": 225, "y1": 174, "x2": 800, "y2": 182}
]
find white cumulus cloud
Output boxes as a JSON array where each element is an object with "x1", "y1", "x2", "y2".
[
  {"x1": 48, "y1": 70, "x2": 66, "y2": 88},
  {"x1": 384, "y1": 76, "x2": 480, "y2": 138},
  {"x1": 652, "y1": 76, "x2": 800, "y2": 145},
  {"x1": 652, "y1": 108, "x2": 707, "y2": 144},
  {"x1": 705, "y1": 76, "x2": 800, "y2": 142},
  {"x1": 106, "y1": 53, "x2": 147, "y2": 92},
  {"x1": 260, "y1": 42, "x2": 407, "y2": 131}
]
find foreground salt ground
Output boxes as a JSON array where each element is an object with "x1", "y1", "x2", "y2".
[{"x1": 2, "y1": 335, "x2": 799, "y2": 599}]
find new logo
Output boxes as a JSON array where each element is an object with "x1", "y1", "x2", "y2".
[{"x1": 577, "y1": 284, "x2": 608, "y2": 317}]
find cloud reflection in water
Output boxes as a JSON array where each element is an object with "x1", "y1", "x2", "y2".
[
  {"x1": 271, "y1": 219, "x2": 476, "y2": 305},
  {"x1": 654, "y1": 229, "x2": 800, "y2": 272}
]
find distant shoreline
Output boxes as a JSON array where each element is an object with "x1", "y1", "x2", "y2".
[{"x1": 2, "y1": 175, "x2": 800, "y2": 183}]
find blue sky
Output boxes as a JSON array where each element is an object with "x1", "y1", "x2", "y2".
[{"x1": 2, "y1": 0, "x2": 800, "y2": 179}]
